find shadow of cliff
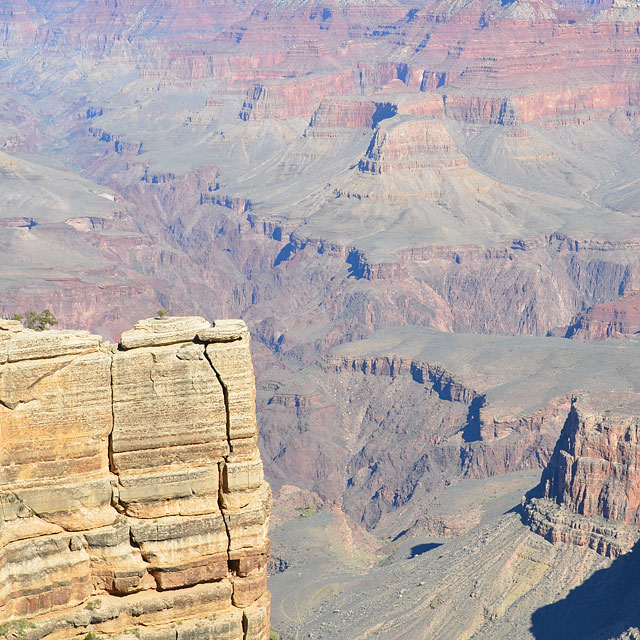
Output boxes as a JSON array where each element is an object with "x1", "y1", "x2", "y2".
[
  {"x1": 461, "y1": 395, "x2": 484, "y2": 442},
  {"x1": 531, "y1": 538, "x2": 640, "y2": 639},
  {"x1": 409, "y1": 542, "x2": 441, "y2": 558}
]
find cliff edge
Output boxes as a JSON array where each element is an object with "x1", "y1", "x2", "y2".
[
  {"x1": 525, "y1": 392, "x2": 640, "y2": 558},
  {"x1": 0, "y1": 317, "x2": 271, "y2": 640}
]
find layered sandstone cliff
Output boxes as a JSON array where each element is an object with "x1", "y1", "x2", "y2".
[
  {"x1": 0, "y1": 316, "x2": 271, "y2": 640},
  {"x1": 525, "y1": 392, "x2": 640, "y2": 557}
]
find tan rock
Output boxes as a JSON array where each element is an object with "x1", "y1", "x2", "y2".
[
  {"x1": 242, "y1": 594, "x2": 271, "y2": 640},
  {"x1": 3, "y1": 532, "x2": 93, "y2": 618},
  {"x1": 197, "y1": 319, "x2": 249, "y2": 343},
  {"x1": 0, "y1": 329, "x2": 102, "y2": 364},
  {"x1": 205, "y1": 338, "x2": 258, "y2": 441},
  {"x1": 130, "y1": 513, "x2": 229, "y2": 589},
  {"x1": 116, "y1": 468, "x2": 221, "y2": 518},
  {"x1": 111, "y1": 341, "x2": 228, "y2": 519},
  {"x1": 0, "y1": 317, "x2": 271, "y2": 639},
  {"x1": 84, "y1": 523, "x2": 154, "y2": 595},
  {"x1": 119, "y1": 317, "x2": 211, "y2": 350},
  {"x1": 0, "y1": 346, "x2": 116, "y2": 531}
]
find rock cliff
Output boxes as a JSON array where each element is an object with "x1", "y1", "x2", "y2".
[
  {"x1": 0, "y1": 317, "x2": 271, "y2": 640},
  {"x1": 525, "y1": 392, "x2": 640, "y2": 557},
  {"x1": 562, "y1": 290, "x2": 640, "y2": 341}
]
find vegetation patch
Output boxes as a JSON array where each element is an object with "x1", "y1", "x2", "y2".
[
  {"x1": 12, "y1": 310, "x2": 58, "y2": 331},
  {"x1": 295, "y1": 505, "x2": 316, "y2": 518},
  {"x1": 85, "y1": 599, "x2": 102, "y2": 611},
  {"x1": 0, "y1": 620, "x2": 37, "y2": 639}
]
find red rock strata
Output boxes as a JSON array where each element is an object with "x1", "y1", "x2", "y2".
[
  {"x1": 525, "y1": 393, "x2": 640, "y2": 557},
  {"x1": 563, "y1": 290, "x2": 640, "y2": 340}
]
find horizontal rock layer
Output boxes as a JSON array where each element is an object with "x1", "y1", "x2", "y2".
[
  {"x1": 525, "y1": 393, "x2": 640, "y2": 557},
  {"x1": 0, "y1": 317, "x2": 271, "y2": 640},
  {"x1": 563, "y1": 290, "x2": 640, "y2": 341}
]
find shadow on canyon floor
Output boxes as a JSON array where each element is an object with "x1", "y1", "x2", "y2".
[
  {"x1": 531, "y1": 539, "x2": 640, "y2": 640},
  {"x1": 409, "y1": 542, "x2": 441, "y2": 558}
]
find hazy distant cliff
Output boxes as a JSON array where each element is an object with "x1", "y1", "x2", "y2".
[{"x1": 0, "y1": 316, "x2": 271, "y2": 640}]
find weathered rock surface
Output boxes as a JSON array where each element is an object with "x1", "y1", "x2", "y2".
[
  {"x1": 260, "y1": 327, "x2": 640, "y2": 538},
  {"x1": 561, "y1": 290, "x2": 640, "y2": 341},
  {"x1": 525, "y1": 392, "x2": 640, "y2": 557},
  {"x1": 0, "y1": 317, "x2": 271, "y2": 639}
]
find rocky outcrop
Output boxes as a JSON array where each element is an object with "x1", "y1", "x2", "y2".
[
  {"x1": 525, "y1": 393, "x2": 640, "y2": 557},
  {"x1": 0, "y1": 0, "x2": 41, "y2": 50},
  {"x1": 0, "y1": 317, "x2": 271, "y2": 639},
  {"x1": 239, "y1": 70, "x2": 359, "y2": 121},
  {"x1": 358, "y1": 117, "x2": 467, "y2": 173},
  {"x1": 561, "y1": 290, "x2": 640, "y2": 341}
]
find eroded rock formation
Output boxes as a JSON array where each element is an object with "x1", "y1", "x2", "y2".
[
  {"x1": 0, "y1": 317, "x2": 271, "y2": 640},
  {"x1": 562, "y1": 290, "x2": 640, "y2": 341},
  {"x1": 525, "y1": 392, "x2": 640, "y2": 557}
]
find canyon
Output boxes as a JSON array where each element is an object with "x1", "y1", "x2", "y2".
[{"x1": 0, "y1": 0, "x2": 639, "y2": 637}]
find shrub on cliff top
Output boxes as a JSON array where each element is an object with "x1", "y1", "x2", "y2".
[{"x1": 12, "y1": 310, "x2": 58, "y2": 331}]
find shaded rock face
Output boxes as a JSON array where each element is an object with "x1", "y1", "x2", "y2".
[
  {"x1": 260, "y1": 350, "x2": 570, "y2": 538},
  {"x1": 525, "y1": 393, "x2": 640, "y2": 557},
  {"x1": 0, "y1": 317, "x2": 271, "y2": 640}
]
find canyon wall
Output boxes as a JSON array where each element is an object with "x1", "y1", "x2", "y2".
[
  {"x1": 561, "y1": 291, "x2": 640, "y2": 341},
  {"x1": 525, "y1": 392, "x2": 640, "y2": 557},
  {"x1": 0, "y1": 317, "x2": 271, "y2": 640}
]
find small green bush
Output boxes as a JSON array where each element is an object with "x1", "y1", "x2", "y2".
[
  {"x1": 12, "y1": 310, "x2": 58, "y2": 331},
  {"x1": 295, "y1": 505, "x2": 316, "y2": 518},
  {"x1": 269, "y1": 632, "x2": 280, "y2": 640},
  {"x1": 85, "y1": 599, "x2": 102, "y2": 611},
  {"x1": 0, "y1": 620, "x2": 37, "y2": 639}
]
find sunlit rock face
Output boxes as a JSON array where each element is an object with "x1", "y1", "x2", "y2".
[
  {"x1": 525, "y1": 393, "x2": 640, "y2": 558},
  {"x1": 0, "y1": 317, "x2": 271, "y2": 640}
]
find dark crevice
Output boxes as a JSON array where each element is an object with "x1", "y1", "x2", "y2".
[
  {"x1": 108, "y1": 354, "x2": 117, "y2": 477},
  {"x1": 26, "y1": 359, "x2": 74, "y2": 390},
  {"x1": 371, "y1": 102, "x2": 397, "y2": 128},
  {"x1": 202, "y1": 347, "x2": 235, "y2": 585},
  {"x1": 346, "y1": 249, "x2": 367, "y2": 279},
  {"x1": 273, "y1": 242, "x2": 295, "y2": 267},
  {"x1": 242, "y1": 609, "x2": 249, "y2": 640},
  {"x1": 0, "y1": 398, "x2": 21, "y2": 410},
  {"x1": 409, "y1": 542, "x2": 442, "y2": 558},
  {"x1": 203, "y1": 349, "x2": 232, "y2": 451}
]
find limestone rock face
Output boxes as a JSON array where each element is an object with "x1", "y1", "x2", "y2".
[
  {"x1": 525, "y1": 393, "x2": 640, "y2": 557},
  {"x1": 0, "y1": 317, "x2": 271, "y2": 640}
]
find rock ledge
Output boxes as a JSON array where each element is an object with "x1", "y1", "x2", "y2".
[{"x1": 0, "y1": 317, "x2": 271, "y2": 640}]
